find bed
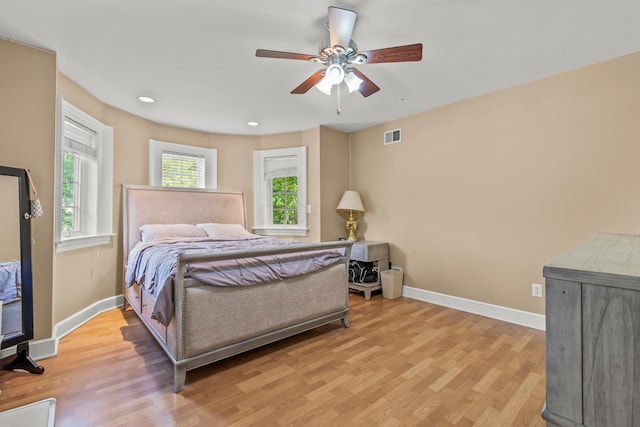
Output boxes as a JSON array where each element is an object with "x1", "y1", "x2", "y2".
[{"x1": 122, "y1": 185, "x2": 353, "y2": 392}]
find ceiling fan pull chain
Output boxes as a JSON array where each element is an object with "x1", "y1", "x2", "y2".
[{"x1": 336, "y1": 84, "x2": 342, "y2": 115}]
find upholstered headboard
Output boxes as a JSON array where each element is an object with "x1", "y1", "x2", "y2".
[{"x1": 122, "y1": 185, "x2": 246, "y2": 257}]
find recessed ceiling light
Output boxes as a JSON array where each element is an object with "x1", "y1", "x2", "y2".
[
  {"x1": 137, "y1": 96, "x2": 155, "y2": 103},
  {"x1": 247, "y1": 121, "x2": 259, "y2": 127}
]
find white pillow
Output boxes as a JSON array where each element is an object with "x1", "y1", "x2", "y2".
[
  {"x1": 197, "y1": 223, "x2": 253, "y2": 239},
  {"x1": 139, "y1": 223, "x2": 207, "y2": 242}
]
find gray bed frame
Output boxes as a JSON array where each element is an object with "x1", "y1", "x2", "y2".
[{"x1": 122, "y1": 185, "x2": 352, "y2": 392}]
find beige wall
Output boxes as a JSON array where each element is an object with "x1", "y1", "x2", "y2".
[
  {"x1": 0, "y1": 39, "x2": 56, "y2": 339},
  {"x1": 319, "y1": 127, "x2": 350, "y2": 241},
  {"x1": 350, "y1": 51, "x2": 640, "y2": 315}
]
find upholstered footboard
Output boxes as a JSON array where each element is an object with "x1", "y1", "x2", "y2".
[
  {"x1": 171, "y1": 262, "x2": 349, "y2": 391},
  {"x1": 180, "y1": 262, "x2": 348, "y2": 356},
  {"x1": 125, "y1": 261, "x2": 350, "y2": 392}
]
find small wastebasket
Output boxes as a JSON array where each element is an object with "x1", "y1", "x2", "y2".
[{"x1": 381, "y1": 269, "x2": 403, "y2": 299}]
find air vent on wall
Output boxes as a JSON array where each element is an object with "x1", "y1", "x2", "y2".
[{"x1": 384, "y1": 128, "x2": 401, "y2": 145}]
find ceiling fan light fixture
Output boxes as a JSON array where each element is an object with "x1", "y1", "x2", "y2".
[
  {"x1": 325, "y1": 63, "x2": 345, "y2": 85},
  {"x1": 352, "y1": 53, "x2": 367, "y2": 64},
  {"x1": 315, "y1": 75, "x2": 334, "y2": 95},
  {"x1": 344, "y1": 71, "x2": 363, "y2": 93},
  {"x1": 346, "y1": 40, "x2": 358, "y2": 56}
]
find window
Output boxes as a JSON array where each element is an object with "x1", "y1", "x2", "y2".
[
  {"x1": 253, "y1": 146, "x2": 307, "y2": 236},
  {"x1": 272, "y1": 176, "x2": 298, "y2": 225},
  {"x1": 55, "y1": 97, "x2": 114, "y2": 252},
  {"x1": 149, "y1": 139, "x2": 217, "y2": 189},
  {"x1": 62, "y1": 150, "x2": 82, "y2": 234}
]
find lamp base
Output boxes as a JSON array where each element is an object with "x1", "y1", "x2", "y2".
[{"x1": 345, "y1": 216, "x2": 358, "y2": 241}]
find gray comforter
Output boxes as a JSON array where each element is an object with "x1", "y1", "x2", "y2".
[{"x1": 125, "y1": 236, "x2": 343, "y2": 325}]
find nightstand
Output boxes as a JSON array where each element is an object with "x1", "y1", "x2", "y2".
[{"x1": 348, "y1": 240, "x2": 389, "y2": 300}]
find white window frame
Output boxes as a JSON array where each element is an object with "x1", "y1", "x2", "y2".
[
  {"x1": 253, "y1": 146, "x2": 307, "y2": 236},
  {"x1": 148, "y1": 139, "x2": 217, "y2": 189},
  {"x1": 55, "y1": 97, "x2": 114, "y2": 252}
]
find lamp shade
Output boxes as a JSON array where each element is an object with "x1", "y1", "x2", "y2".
[
  {"x1": 336, "y1": 190, "x2": 365, "y2": 213},
  {"x1": 344, "y1": 71, "x2": 363, "y2": 93},
  {"x1": 315, "y1": 76, "x2": 333, "y2": 95}
]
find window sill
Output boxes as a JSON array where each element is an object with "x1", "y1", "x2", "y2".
[
  {"x1": 253, "y1": 227, "x2": 308, "y2": 237},
  {"x1": 56, "y1": 233, "x2": 114, "y2": 253}
]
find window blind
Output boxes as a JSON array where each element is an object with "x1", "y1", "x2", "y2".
[
  {"x1": 264, "y1": 155, "x2": 298, "y2": 179},
  {"x1": 63, "y1": 117, "x2": 97, "y2": 160},
  {"x1": 161, "y1": 151, "x2": 205, "y2": 188}
]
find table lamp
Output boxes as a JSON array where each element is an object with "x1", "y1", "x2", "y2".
[{"x1": 336, "y1": 190, "x2": 365, "y2": 241}]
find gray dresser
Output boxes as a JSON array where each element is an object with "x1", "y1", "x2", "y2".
[{"x1": 542, "y1": 233, "x2": 640, "y2": 427}]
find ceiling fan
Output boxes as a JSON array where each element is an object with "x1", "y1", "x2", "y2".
[{"x1": 256, "y1": 6, "x2": 423, "y2": 98}]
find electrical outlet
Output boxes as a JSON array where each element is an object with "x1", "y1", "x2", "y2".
[{"x1": 532, "y1": 283, "x2": 543, "y2": 298}]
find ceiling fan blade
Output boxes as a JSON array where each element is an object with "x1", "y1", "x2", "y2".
[
  {"x1": 256, "y1": 49, "x2": 318, "y2": 61},
  {"x1": 328, "y1": 6, "x2": 357, "y2": 50},
  {"x1": 352, "y1": 68, "x2": 380, "y2": 97},
  {"x1": 360, "y1": 43, "x2": 423, "y2": 64},
  {"x1": 291, "y1": 70, "x2": 325, "y2": 94}
]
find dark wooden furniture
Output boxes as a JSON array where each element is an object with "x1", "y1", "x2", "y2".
[{"x1": 542, "y1": 232, "x2": 640, "y2": 427}]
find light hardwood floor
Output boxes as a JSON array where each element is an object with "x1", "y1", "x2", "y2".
[{"x1": 0, "y1": 293, "x2": 546, "y2": 426}]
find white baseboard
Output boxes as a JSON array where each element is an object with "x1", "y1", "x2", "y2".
[
  {"x1": 0, "y1": 295, "x2": 123, "y2": 361},
  {"x1": 402, "y1": 286, "x2": 546, "y2": 331},
  {"x1": 2, "y1": 288, "x2": 544, "y2": 362}
]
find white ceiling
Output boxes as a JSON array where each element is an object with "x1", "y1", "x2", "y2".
[{"x1": 1, "y1": 0, "x2": 639, "y2": 136}]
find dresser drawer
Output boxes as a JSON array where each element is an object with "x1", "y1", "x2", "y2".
[{"x1": 351, "y1": 241, "x2": 388, "y2": 262}]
